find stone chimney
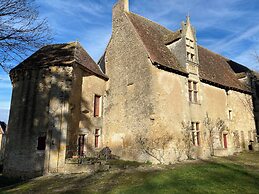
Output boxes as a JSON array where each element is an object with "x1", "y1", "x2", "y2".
[
  {"x1": 113, "y1": 0, "x2": 129, "y2": 13},
  {"x1": 112, "y1": 0, "x2": 129, "y2": 31}
]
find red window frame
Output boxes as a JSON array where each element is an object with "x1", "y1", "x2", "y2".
[
  {"x1": 95, "y1": 129, "x2": 100, "y2": 148},
  {"x1": 94, "y1": 95, "x2": 101, "y2": 117}
]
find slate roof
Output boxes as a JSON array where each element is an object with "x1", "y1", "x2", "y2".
[
  {"x1": 198, "y1": 46, "x2": 250, "y2": 92},
  {"x1": 126, "y1": 12, "x2": 187, "y2": 75},
  {"x1": 11, "y1": 42, "x2": 108, "y2": 80},
  {"x1": 125, "y1": 12, "x2": 250, "y2": 93}
]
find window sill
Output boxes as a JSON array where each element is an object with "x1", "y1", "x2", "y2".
[
  {"x1": 189, "y1": 101, "x2": 201, "y2": 105},
  {"x1": 36, "y1": 150, "x2": 45, "y2": 154}
]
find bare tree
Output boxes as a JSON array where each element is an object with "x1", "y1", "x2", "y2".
[
  {"x1": 180, "y1": 121, "x2": 193, "y2": 159},
  {"x1": 203, "y1": 113, "x2": 214, "y2": 155},
  {"x1": 136, "y1": 130, "x2": 173, "y2": 164},
  {"x1": 0, "y1": 0, "x2": 52, "y2": 72},
  {"x1": 203, "y1": 113, "x2": 227, "y2": 156}
]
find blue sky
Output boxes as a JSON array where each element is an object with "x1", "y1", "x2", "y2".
[{"x1": 1, "y1": 0, "x2": 259, "y2": 122}]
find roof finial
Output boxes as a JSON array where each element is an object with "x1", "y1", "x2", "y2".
[{"x1": 186, "y1": 12, "x2": 191, "y2": 25}]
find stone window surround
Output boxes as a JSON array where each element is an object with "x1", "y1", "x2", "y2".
[
  {"x1": 186, "y1": 37, "x2": 195, "y2": 62},
  {"x1": 188, "y1": 80, "x2": 199, "y2": 103},
  {"x1": 191, "y1": 122, "x2": 200, "y2": 146}
]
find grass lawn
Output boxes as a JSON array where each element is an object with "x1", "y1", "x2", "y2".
[{"x1": 1, "y1": 152, "x2": 259, "y2": 194}]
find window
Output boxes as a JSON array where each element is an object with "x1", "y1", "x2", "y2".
[
  {"x1": 187, "y1": 52, "x2": 191, "y2": 61},
  {"x1": 95, "y1": 129, "x2": 101, "y2": 148},
  {"x1": 228, "y1": 110, "x2": 233, "y2": 120},
  {"x1": 94, "y1": 95, "x2": 101, "y2": 117},
  {"x1": 186, "y1": 38, "x2": 195, "y2": 62},
  {"x1": 188, "y1": 81, "x2": 193, "y2": 101},
  {"x1": 78, "y1": 135, "x2": 85, "y2": 156},
  {"x1": 193, "y1": 82, "x2": 198, "y2": 102},
  {"x1": 191, "y1": 122, "x2": 200, "y2": 146},
  {"x1": 223, "y1": 134, "x2": 228, "y2": 148},
  {"x1": 248, "y1": 130, "x2": 254, "y2": 141},
  {"x1": 37, "y1": 136, "x2": 46, "y2": 150},
  {"x1": 188, "y1": 81, "x2": 198, "y2": 103}
]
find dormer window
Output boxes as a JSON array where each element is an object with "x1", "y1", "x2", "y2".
[{"x1": 186, "y1": 38, "x2": 196, "y2": 63}]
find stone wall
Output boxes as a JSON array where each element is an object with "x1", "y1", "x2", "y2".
[
  {"x1": 79, "y1": 71, "x2": 106, "y2": 157},
  {"x1": 104, "y1": 4, "x2": 154, "y2": 161},
  {"x1": 4, "y1": 66, "x2": 73, "y2": 178},
  {"x1": 146, "y1": 64, "x2": 256, "y2": 163}
]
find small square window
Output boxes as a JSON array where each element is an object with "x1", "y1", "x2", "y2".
[{"x1": 37, "y1": 136, "x2": 46, "y2": 150}]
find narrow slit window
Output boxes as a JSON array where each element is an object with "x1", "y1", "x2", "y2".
[
  {"x1": 188, "y1": 81, "x2": 193, "y2": 102},
  {"x1": 193, "y1": 82, "x2": 198, "y2": 103},
  {"x1": 228, "y1": 110, "x2": 232, "y2": 120},
  {"x1": 78, "y1": 135, "x2": 85, "y2": 156},
  {"x1": 95, "y1": 129, "x2": 100, "y2": 148}
]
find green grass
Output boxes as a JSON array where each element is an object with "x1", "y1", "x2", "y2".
[{"x1": 1, "y1": 152, "x2": 259, "y2": 194}]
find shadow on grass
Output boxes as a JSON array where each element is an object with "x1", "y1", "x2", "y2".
[
  {"x1": 105, "y1": 159, "x2": 259, "y2": 194},
  {"x1": 1, "y1": 153, "x2": 259, "y2": 193},
  {"x1": 0, "y1": 174, "x2": 23, "y2": 188}
]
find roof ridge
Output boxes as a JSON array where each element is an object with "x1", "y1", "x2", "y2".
[
  {"x1": 125, "y1": 12, "x2": 153, "y2": 61},
  {"x1": 198, "y1": 45, "x2": 228, "y2": 60},
  {"x1": 128, "y1": 12, "x2": 175, "y2": 34},
  {"x1": 126, "y1": 11, "x2": 187, "y2": 74}
]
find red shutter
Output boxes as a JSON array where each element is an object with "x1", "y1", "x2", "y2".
[
  {"x1": 94, "y1": 95, "x2": 100, "y2": 117},
  {"x1": 223, "y1": 134, "x2": 228, "y2": 148},
  {"x1": 95, "y1": 129, "x2": 100, "y2": 148}
]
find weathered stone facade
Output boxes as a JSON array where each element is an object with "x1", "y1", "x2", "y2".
[{"x1": 3, "y1": 0, "x2": 258, "y2": 178}]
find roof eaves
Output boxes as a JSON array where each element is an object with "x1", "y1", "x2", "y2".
[
  {"x1": 75, "y1": 61, "x2": 109, "y2": 81},
  {"x1": 200, "y1": 78, "x2": 251, "y2": 94},
  {"x1": 125, "y1": 12, "x2": 154, "y2": 62},
  {"x1": 153, "y1": 62, "x2": 189, "y2": 77}
]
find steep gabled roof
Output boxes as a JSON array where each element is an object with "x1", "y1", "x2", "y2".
[
  {"x1": 126, "y1": 12, "x2": 187, "y2": 75},
  {"x1": 198, "y1": 46, "x2": 250, "y2": 92},
  {"x1": 122, "y1": 11, "x2": 250, "y2": 93},
  {"x1": 11, "y1": 42, "x2": 108, "y2": 80}
]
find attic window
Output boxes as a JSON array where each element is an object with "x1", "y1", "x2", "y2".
[{"x1": 186, "y1": 38, "x2": 195, "y2": 62}]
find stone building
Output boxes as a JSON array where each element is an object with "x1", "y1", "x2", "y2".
[{"x1": 3, "y1": 0, "x2": 258, "y2": 178}]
